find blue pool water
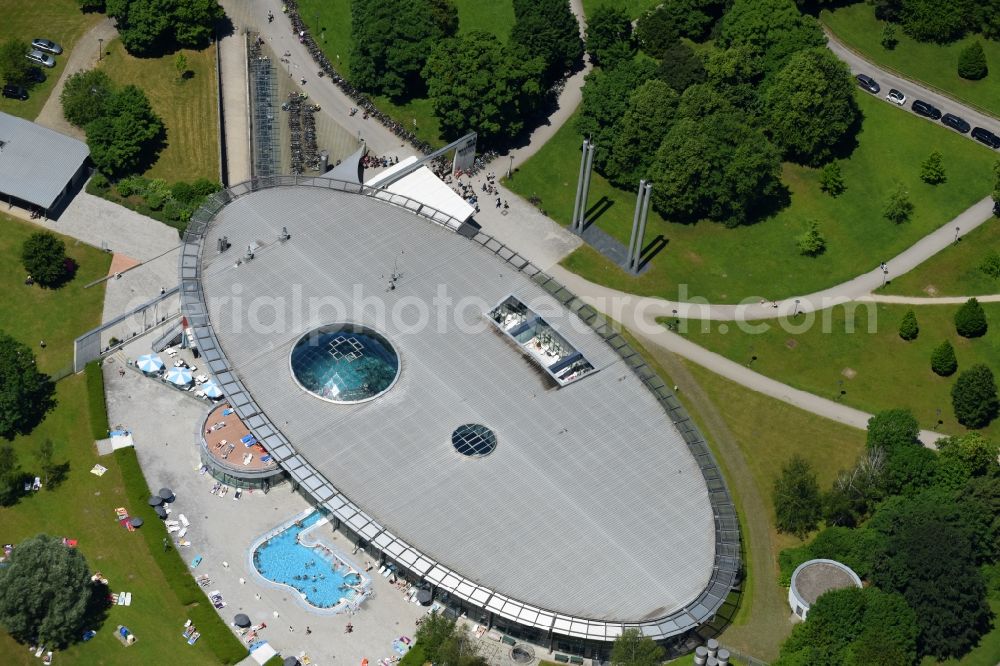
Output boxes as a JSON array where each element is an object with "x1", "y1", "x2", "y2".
[
  {"x1": 252, "y1": 512, "x2": 364, "y2": 609},
  {"x1": 290, "y1": 325, "x2": 399, "y2": 403}
]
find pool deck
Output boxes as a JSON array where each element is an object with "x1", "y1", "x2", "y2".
[
  {"x1": 104, "y1": 344, "x2": 427, "y2": 665},
  {"x1": 203, "y1": 403, "x2": 279, "y2": 472}
]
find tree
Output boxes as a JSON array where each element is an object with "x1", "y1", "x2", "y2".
[
  {"x1": 60, "y1": 70, "x2": 116, "y2": 127},
  {"x1": 704, "y1": 44, "x2": 766, "y2": 111},
  {"x1": 585, "y1": 5, "x2": 633, "y2": 68},
  {"x1": 898, "y1": 0, "x2": 977, "y2": 43},
  {"x1": 21, "y1": 232, "x2": 69, "y2": 288},
  {"x1": 105, "y1": 0, "x2": 223, "y2": 56},
  {"x1": 717, "y1": 0, "x2": 826, "y2": 74},
  {"x1": 867, "y1": 409, "x2": 920, "y2": 452},
  {"x1": 952, "y1": 364, "x2": 999, "y2": 428},
  {"x1": 577, "y1": 59, "x2": 660, "y2": 172},
  {"x1": 76, "y1": 0, "x2": 106, "y2": 10},
  {"x1": 84, "y1": 85, "x2": 164, "y2": 177},
  {"x1": 883, "y1": 184, "x2": 913, "y2": 224},
  {"x1": 0, "y1": 333, "x2": 55, "y2": 441},
  {"x1": 898, "y1": 309, "x2": 919, "y2": 340},
  {"x1": 820, "y1": 162, "x2": 846, "y2": 196},
  {"x1": 34, "y1": 439, "x2": 65, "y2": 489},
  {"x1": 773, "y1": 455, "x2": 822, "y2": 538},
  {"x1": 351, "y1": 0, "x2": 458, "y2": 99},
  {"x1": 0, "y1": 39, "x2": 31, "y2": 88},
  {"x1": 919, "y1": 151, "x2": 946, "y2": 184},
  {"x1": 880, "y1": 22, "x2": 898, "y2": 49},
  {"x1": 823, "y1": 448, "x2": 886, "y2": 527},
  {"x1": 958, "y1": 41, "x2": 989, "y2": 79},
  {"x1": 931, "y1": 340, "x2": 958, "y2": 376},
  {"x1": 634, "y1": 6, "x2": 679, "y2": 58},
  {"x1": 870, "y1": 494, "x2": 992, "y2": 659},
  {"x1": 610, "y1": 628, "x2": 665, "y2": 666},
  {"x1": 764, "y1": 48, "x2": 859, "y2": 165},
  {"x1": 777, "y1": 587, "x2": 918, "y2": 666},
  {"x1": 796, "y1": 220, "x2": 826, "y2": 256},
  {"x1": 0, "y1": 535, "x2": 95, "y2": 647},
  {"x1": 0, "y1": 444, "x2": 24, "y2": 507},
  {"x1": 415, "y1": 611, "x2": 486, "y2": 666},
  {"x1": 648, "y1": 111, "x2": 783, "y2": 227},
  {"x1": 654, "y1": 40, "x2": 706, "y2": 93},
  {"x1": 605, "y1": 80, "x2": 677, "y2": 186},
  {"x1": 936, "y1": 433, "x2": 999, "y2": 485},
  {"x1": 510, "y1": 0, "x2": 583, "y2": 86},
  {"x1": 954, "y1": 297, "x2": 988, "y2": 337},
  {"x1": 174, "y1": 53, "x2": 188, "y2": 82},
  {"x1": 637, "y1": 1, "x2": 724, "y2": 45},
  {"x1": 424, "y1": 33, "x2": 545, "y2": 144}
]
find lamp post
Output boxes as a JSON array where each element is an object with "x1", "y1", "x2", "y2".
[
  {"x1": 955, "y1": 226, "x2": 961, "y2": 243},
  {"x1": 793, "y1": 298, "x2": 800, "y2": 316},
  {"x1": 98, "y1": 37, "x2": 103, "y2": 61},
  {"x1": 882, "y1": 268, "x2": 889, "y2": 288},
  {"x1": 507, "y1": 155, "x2": 514, "y2": 179}
]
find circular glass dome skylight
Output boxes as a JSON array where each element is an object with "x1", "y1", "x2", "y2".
[
  {"x1": 290, "y1": 324, "x2": 400, "y2": 404},
  {"x1": 452, "y1": 424, "x2": 497, "y2": 457}
]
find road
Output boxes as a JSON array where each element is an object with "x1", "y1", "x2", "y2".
[{"x1": 825, "y1": 29, "x2": 1000, "y2": 143}]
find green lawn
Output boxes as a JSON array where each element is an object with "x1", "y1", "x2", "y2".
[
  {"x1": 98, "y1": 39, "x2": 219, "y2": 182},
  {"x1": 882, "y1": 220, "x2": 1000, "y2": 296},
  {"x1": 673, "y1": 301, "x2": 1000, "y2": 441},
  {"x1": 0, "y1": 214, "x2": 222, "y2": 665},
  {"x1": 297, "y1": 0, "x2": 515, "y2": 148},
  {"x1": 622, "y1": 328, "x2": 865, "y2": 660},
  {"x1": 507, "y1": 91, "x2": 997, "y2": 303},
  {"x1": 0, "y1": 0, "x2": 101, "y2": 120},
  {"x1": 822, "y1": 4, "x2": 1000, "y2": 118}
]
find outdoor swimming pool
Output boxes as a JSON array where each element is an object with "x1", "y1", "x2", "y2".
[{"x1": 252, "y1": 511, "x2": 368, "y2": 611}]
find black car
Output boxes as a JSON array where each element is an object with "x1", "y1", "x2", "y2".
[
  {"x1": 971, "y1": 127, "x2": 1000, "y2": 148},
  {"x1": 2, "y1": 84, "x2": 28, "y2": 101},
  {"x1": 911, "y1": 99, "x2": 942, "y2": 120},
  {"x1": 25, "y1": 67, "x2": 45, "y2": 84},
  {"x1": 942, "y1": 113, "x2": 971, "y2": 133},
  {"x1": 855, "y1": 73, "x2": 880, "y2": 94}
]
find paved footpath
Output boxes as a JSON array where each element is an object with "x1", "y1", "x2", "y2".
[
  {"x1": 219, "y1": 28, "x2": 251, "y2": 184},
  {"x1": 34, "y1": 17, "x2": 118, "y2": 138}
]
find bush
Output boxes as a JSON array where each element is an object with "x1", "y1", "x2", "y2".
[
  {"x1": 191, "y1": 178, "x2": 222, "y2": 197},
  {"x1": 979, "y1": 251, "x2": 1000, "y2": 278},
  {"x1": 115, "y1": 175, "x2": 147, "y2": 198},
  {"x1": 880, "y1": 23, "x2": 898, "y2": 49},
  {"x1": 898, "y1": 309, "x2": 919, "y2": 340},
  {"x1": 883, "y1": 184, "x2": 913, "y2": 224},
  {"x1": 931, "y1": 340, "x2": 958, "y2": 376},
  {"x1": 820, "y1": 161, "x2": 846, "y2": 196},
  {"x1": 958, "y1": 41, "x2": 988, "y2": 80},
  {"x1": 114, "y1": 448, "x2": 247, "y2": 664},
  {"x1": 85, "y1": 361, "x2": 109, "y2": 440},
  {"x1": 796, "y1": 220, "x2": 826, "y2": 256},
  {"x1": 951, "y1": 364, "x2": 999, "y2": 428},
  {"x1": 920, "y1": 151, "x2": 946, "y2": 184},
  {"x1": 170, "y1": 181, "x2": 196, "y2": 204},
  {"x1": 954, "y1": 297, "x2": 988, "y2": 338},
  {"x1": 142, "y1": 179, "x2": 171, "y2": 210},
  {"x1": 22, "y1": 232, "x2": 69, "y2": 287},
  {"x1": 89, "y1": 172, "x2": 110, "y2": 192}
]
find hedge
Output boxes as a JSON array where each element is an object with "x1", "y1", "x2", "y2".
[
  {"x1": 85, "y1": 361, "x2": 110, "y2": 440},
  {"x1": 114, "y1": 448, "x2": 247, "y2": 664}
]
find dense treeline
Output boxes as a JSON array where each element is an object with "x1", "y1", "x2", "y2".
[
  {"x1": 773, "y1": 409, "x2": 998, "y2": 664},
  {"x1": 351, "y1": 0, "x2": 582, "y2": 145},
  {"x1": 871, "y1": 0, "x2": 1000, "y2": 43},
  {"x1": 577, "y1": 0, "x2": 858, "y2": 227},
  {"x1": 77, "y1": 0, "x2": 223, "y2": 56}
]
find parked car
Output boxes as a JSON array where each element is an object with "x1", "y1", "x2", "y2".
[
  {"x1": 941, "y1": 113, "x2": 971, "y2": 133},
  {"x1": 2, "y1": 84, "x2": 28, "y2": 101},
  {"x1": 25, "y1": 50, "x2": 55, "y2": 68},
  {"x1": 855, "y1": 73, "x2": 880, "y2": 93},
  {"x1": 25, "y1": 67, "x2": 45, "y2": 84},
  {"x1": 911, "y1": 99, "x2": 942, "y2": 120},
  {"x1": 971, "y1": 127, "x2": 1000, "y2": 148},
  {"x1": 31, "y1": 38, "x2": 62, "y2": 55},
  {"x1": 885, "y1": 89, "x2": 906, "y2": 105}
]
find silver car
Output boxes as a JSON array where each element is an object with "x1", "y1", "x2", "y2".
[
  {"x1": 25, "y1": 50, "x2": 56, "y2": 68},
  {"x1": 31, "y1": 38, "x2": 63, "y2": 55}
]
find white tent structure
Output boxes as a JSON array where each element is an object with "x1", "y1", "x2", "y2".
[{"x1": 366, "y1": 157, "x2": 475, "y2": 224}]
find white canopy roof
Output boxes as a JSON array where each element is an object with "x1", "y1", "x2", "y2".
[{"x1": 366, "y1": 156, "x2": 474, "y2": 224}]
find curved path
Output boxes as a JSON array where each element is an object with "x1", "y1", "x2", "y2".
[{"x1": 825, "y1": 29, "x2": 1000, "y2": 137}]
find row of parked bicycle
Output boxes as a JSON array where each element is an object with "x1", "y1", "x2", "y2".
[{"x1": 856, "y1": 73, "x2": 1000, "y2": 148}]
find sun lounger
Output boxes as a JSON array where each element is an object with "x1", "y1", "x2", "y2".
[
  {"x1": 167, "y1": 525, "x2": 180, "y2": 533},
  {"x1": 179, "y1": 514, "x2": 190, "y2": 527},
  {"x1": 243, "y1": 453, "x2": 253, "y2": 465},
  {"x1": 117, "y1": 591, "x2": 127, "y2": 606},
  {"x1": 190, "y1": 555, "x2": 203, "y2": 568},
  {"x1": 34, "y1": 645, "x2": 44, "y2": 657},
  {"x1": 165, "y1": 520, "x2": 179, "y2": 527},
  {"x1": 177, "y1": 527, "x2": 188, "y2": 539},
  {"x1": 123, "y1": 593, "x2": 132, "y2": 606},
  {"x1": 260, "y1": 455, "x2": 272, "y2": 463},
  {"x1": 177, "y1": 539, "x2": 191, "y2": 548},
  {"x1": 240, "y1": 434, "x2": 256, "y2": 446}
]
